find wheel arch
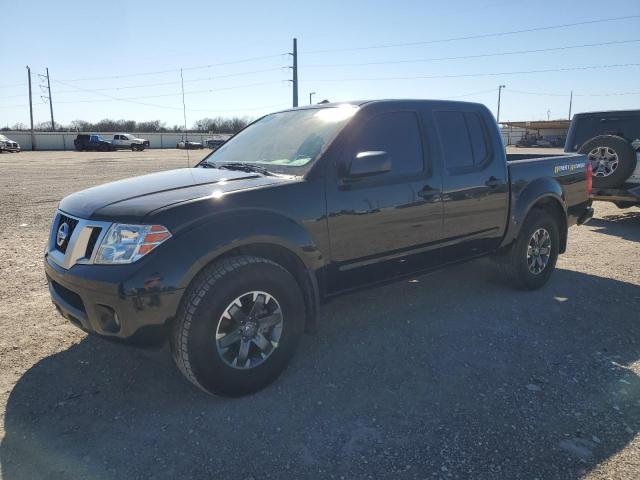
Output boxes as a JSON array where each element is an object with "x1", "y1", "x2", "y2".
[
  {"x1": 503, "y1": 178, "x2": 569, "y2": 254},
  {"x1": 168, "y1": 212, "x2": 324, "y2": 334},
  {"x1": 528, "y1": 196, "x2": 568, "y2": 253},
  {"x1": 215, "y1": 242, "x2": 321, "y2": 333}
]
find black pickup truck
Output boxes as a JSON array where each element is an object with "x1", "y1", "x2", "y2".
[
  {"x1": 45, "y1": 100, "x2": 593, "y2": 396},
  {"x1": 74, "y1": 134, "x2": 116, "y2": 152}
]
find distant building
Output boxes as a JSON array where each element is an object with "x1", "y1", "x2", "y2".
[{"x1": 500, "y1": 120, "x2": 571, "y2": 147}]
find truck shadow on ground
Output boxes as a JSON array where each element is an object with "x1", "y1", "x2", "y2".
[
  {"x1": 587, "y1": 209, "x2": 640, "y2": 242},
  {"x1": 1, "y1": 266, "x2": 639, "y2": 480}
]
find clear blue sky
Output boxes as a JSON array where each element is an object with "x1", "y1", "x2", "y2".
[{"x1": 1, "y1": 0, "x2": 639, "y2": 128}]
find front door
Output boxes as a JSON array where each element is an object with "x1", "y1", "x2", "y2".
[{"x1": 325, "y1": 109, "x2": 443, "y2": 292}]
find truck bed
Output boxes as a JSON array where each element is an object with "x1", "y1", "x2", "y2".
[{"x1": 503, "y1": 152, "x2": 591, "y2": 245}]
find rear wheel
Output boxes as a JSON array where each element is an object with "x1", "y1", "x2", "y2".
[
  {"x1": 171, "y1": 256, "x2": 305, "y2": 396},
  {"x1": 499, "y1": 210, "x2": 560, "y2": 290},
  {"x1": 579, "y1": 135, "x2": 637, "y2": 189}
]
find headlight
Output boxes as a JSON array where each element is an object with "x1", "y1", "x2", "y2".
[{"x1": 95, "y1": 224, "x2": 171, "y2": 264}]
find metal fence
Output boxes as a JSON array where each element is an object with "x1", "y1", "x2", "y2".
[{"x1": 1, "y1": 131, "x2": 231, "y2": 151}]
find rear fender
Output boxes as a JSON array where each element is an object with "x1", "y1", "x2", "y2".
[{"x1": 501, "y1": 177, "x2": 567, "y2": 251}]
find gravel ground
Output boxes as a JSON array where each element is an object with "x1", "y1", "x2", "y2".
[{"x1": 0, "y1": 149, "x2": 638, "y2": 479}]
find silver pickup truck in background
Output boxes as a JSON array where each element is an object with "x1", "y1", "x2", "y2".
[{"x1": 111, "y1": 133, "x2": 150, "y2": 151}]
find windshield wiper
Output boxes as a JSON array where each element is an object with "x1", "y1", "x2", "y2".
[{"x1": 208, "y1": 162, "x2": 274, "y2": 176}]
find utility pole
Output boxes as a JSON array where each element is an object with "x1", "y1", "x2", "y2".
[
  {"x1": 180, "y1": 68, "x2": 190, "y2": 167},
  {"x1": 309, "y1": 91, "x2": 316, "y2": 105},
  {"x1": 46, "y1": 68, "x2": 55, "y2": 130},
  {"x1": 496, "y1": 85, "x2": 506, "y2": 123},
  {"x1": 290, "y1": 38, "x2": 298, "y2": 108},
  {"x1": 26, "y1": 66, "x2": 35, "y2": 151},
  {"x1": 568, "y1": 90, "x2": 573, "y2": 120}
]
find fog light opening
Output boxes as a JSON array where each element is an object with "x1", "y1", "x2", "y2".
[{"x1": 96, "y1": 305, "x2": 121, "y2": 334}]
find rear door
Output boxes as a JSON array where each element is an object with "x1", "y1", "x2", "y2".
[
  {"x1": 433, "y1": 106, "x2": 508, "y2": 255},
  {"x1": 325, "y1": 107, "x2": 443, "y2": 291},
  {"x1": 113, "y1": 135, "x2": 126, "y2": 147}
]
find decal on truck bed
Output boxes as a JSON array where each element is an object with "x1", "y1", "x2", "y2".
[{"x1": 554, "y1": 162, "x2": 586, "y2": 175}]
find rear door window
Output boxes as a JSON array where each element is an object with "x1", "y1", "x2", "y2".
[
  {"x1": 435, "y1": 110, "x2": 491, "y2": 172},
  {"x1": 435, "y1": 111, "x2": 472, "y2": 170}
]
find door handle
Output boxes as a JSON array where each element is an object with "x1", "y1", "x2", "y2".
[
  {"x1": 417, "y1": 185, "x2": 440, "y2": 199},
  {"x1": 485, "y1": 176, "x2": 502, "y2": 188}
]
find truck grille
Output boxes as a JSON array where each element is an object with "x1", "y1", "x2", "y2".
[
  {"x1": 85, "y1": 227, "x2": 102, "y2": 258},
  {"x1": 56, "y1": 214, "x2": 79, "y2": 253},
  {"x1": 48, "y1": 211, "x2": 112, "y2": 270}
]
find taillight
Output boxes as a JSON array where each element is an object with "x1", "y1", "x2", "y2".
[{"x1": 586, "y1": 163, "x2": 593, "y2": 197}]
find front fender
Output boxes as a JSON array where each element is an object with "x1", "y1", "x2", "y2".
[{"x1": 122, "y1": 209, "x2": 325, "y2": 295}]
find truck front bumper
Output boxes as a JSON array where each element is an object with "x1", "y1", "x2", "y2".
[{"x1": 45, "y1": 255, "x2": 184, "y2": 344}]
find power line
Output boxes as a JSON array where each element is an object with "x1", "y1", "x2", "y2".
[
  {"x1": 301, "y1": 14, "x2": 640, "y2": 54},
  {"x1": 188, "y1": 103, "x2": 288, "y2": 113},
  {"x1": 55, "y1": 53, "x2": 287, "y2": 82},
  {"x1": 0, "y1": 102, "x2": 47, "y2": 109},
  {"x1": 305, "y1": 63, "x2": 640, "y2": 82},
  {"x1": 302, "y1": 39, "x2": 640, "y2": 68},
  {"x1": 509, "y1": 89, "x2": 640, "y2": 97},
  {"x1": 50, "y1": 67, "x2": 287, "y2": 94},
  {"x1": 444, "y1": 89, "x2": 497, "y2": 99},
  {"x1": 52, "y1": 79, "x2": 287, "y2": 104},
  {"x1": 0, "y1": 82, "x2": 26, "y2": 90}
]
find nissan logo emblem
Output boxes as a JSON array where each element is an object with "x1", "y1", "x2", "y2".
[{"x1": 56, "y1": 222, "x2": 69, "y2": 247}]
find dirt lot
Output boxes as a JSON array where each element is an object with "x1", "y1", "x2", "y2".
[{"x1": 0, "y1": 149, "x2": 638, "y2": 479}]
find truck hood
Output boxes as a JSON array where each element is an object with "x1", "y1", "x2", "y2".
[{"x1": 59, "y1": 167, "x2": 295, "y2": 220}]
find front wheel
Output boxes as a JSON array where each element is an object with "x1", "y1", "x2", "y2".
[
  {"x1": 498, "y1": 210, "x2": 560, "y2": 290},
  {"x1": 171, "y1": 256, "x2": 305, "y2": 396}
]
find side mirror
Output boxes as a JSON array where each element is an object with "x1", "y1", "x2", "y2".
[{"x1": 347, "y1": 151, "x2": 391, "y2": 178}]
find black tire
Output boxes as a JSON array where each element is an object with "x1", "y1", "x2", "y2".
[
  {"x1": 98, "y1": 143, "x2": 109, "y2": 152},
  {"x1": 579, "y1": 135, "x2": 637, "y2": 189},
  {"x1": 176, "y1": 143, "x2": 181, "y2": 149},
  {"x1": 171, "y1": 256, "x2": 305, "y2": 396},
  {"x1": 499, "y1": 209, "x2": 560, "y2": 290}
]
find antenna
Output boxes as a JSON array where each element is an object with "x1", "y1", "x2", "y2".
[{"x1": 180, "y1": 68, "x2": 190, "y2": 167}]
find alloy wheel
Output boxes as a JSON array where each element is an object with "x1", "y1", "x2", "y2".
[
  {"x1": 588, "y1": 146, "x2": 619, "y2": 178},
  {"x1": 527, "y1": 228, "x2": 551, "y2": 275},
  {"x1": 215, "y1": 291, "x2": 283, "y2": 369}
]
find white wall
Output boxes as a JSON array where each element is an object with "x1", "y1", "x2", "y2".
[
  {"x1": 500, "y1": 126, "x2": 527, "y2": 146},
  {"x1": 1, "y1": 131, "x2": 232, "y2": 151}
]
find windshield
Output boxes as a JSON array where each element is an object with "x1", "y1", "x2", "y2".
[{"x1": 201, "y1": 105, "x2": 358, "y2": 174}]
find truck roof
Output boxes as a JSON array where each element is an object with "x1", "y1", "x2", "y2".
[
  {"x1": 572, "y1": 109, "x2": 640, "y2": 118},
  {"x1": 283, "y1": 99, "x2": 486, "y2": 111}
]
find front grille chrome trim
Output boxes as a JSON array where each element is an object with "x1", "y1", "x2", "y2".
[{"x1": 48, "y1": 210, "x2": 112, "y2": 270}]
